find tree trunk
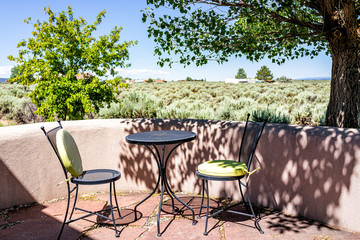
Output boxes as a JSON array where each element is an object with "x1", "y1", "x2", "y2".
[
  {"x1": 324, "y1": 0, "x2": 360, "y2": 128},
  {"x1": 326, "y1": 46, "x2": 360, "y2": 128}
]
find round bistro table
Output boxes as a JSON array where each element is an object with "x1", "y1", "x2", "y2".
[{"x1": 125, "y1": 130, "x2": 197, "y2": 236}]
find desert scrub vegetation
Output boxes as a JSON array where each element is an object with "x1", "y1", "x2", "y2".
[
  {"x1": 1, "y1": 80, "x2": 330, "y2": 126},
  {"x1": 99, "y1": 80, "x2": 330, "y2": 125},
  {"x1": 0, "y1": 84, "x2": 44, "y2": 125}
]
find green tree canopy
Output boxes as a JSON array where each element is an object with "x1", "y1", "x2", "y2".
[
  {"x1": 9, "y1": 65, "x2": 20, "y2": 80},
  {"x1": 9, "y1": 65, "x2": 35, "y2": 85},
  {"x1": 8, "y1": 6, "x2": 136, "y2": 121},
  {"x1": 235, "y1": 68, "x2": 247, "y2": 79},
  {"x1": 143, "y1": 0, "x2": 360, "y2": 128},
  {"x1": 256, "y1": 66, "x2": 273, "y2": 82}
]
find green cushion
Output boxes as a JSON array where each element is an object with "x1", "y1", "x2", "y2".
[
  {"x1": 198, "y1": 160, "x2": 248, "y2": 177},
  {"x1": 56, "y1": 129, "x2": 83, "y2": 177}
]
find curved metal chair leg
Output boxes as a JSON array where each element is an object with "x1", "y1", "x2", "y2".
[
  {"x1": 112, "y1": 182, "x2": 122, "y2": 219},
  {"x1": 246, "y1": 187, "x2": 264, "y2": 234},
  {"x1": 204, "y1": 180, "x2": 210, "y2": 236},
  {"x1": 68, "y1": 185, "x2": 79, "y2": 221},
  {"x1": 58, "y1": 182, "x2": 72, "y2": 240},
  {"x1": 198, "y1": 179, "x2": 205, "y2": 219},
  {"x1": 238, "y1": 180, "x2": 251, "y2": 213},
  {"x1": 109, "y1": 182, "x2": 120, "y2": 237}
]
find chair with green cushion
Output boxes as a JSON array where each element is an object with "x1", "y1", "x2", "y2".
[
  {"x1": 196, "y1": 113, "x2": 266, "y2": 235},
  {"x1": 41, "y1": 120, "x2": 122, "y2": 239}
]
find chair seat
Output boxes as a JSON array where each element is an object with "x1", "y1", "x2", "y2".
[
  {"x1": 71, "y1": 169, "x2": 121, "y2": 185},
  {"x1": 197, "y1": 160, "x2": 248, "y2": 177}
]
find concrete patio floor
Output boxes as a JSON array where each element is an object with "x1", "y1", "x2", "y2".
[{"x1": 0, "y1": 191, "x2": 359, "y2": 240}]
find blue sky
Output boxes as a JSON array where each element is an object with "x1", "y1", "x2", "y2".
[{"x1": 0, "y1": 0, "x2": 332, "y2": 81}]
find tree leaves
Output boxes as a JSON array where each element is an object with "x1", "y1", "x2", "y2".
[
  {"x1": 144, "y1": 0, "x2": 329, "y2": 66},
  {"x1": 8, "y1": 6, "x2": 137, "y2": 121}
]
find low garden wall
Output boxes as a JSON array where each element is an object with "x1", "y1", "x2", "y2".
[{"x1": 0, "y1": 118, "x2": 359, "y2": 232}]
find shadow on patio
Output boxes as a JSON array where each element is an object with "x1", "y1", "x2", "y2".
[
  {"x1": 1, "y1": 190, "x2": 359, "y2": 239},
  {"x1": 0, "y1": 159, "x2": 85, "y2": 239}
]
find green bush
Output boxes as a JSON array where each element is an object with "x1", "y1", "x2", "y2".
[
  {"x1": 277, "y1": 76, "x2": 292, "y2": 83},
  {"x1": 0, "y1": 95, "x2": 17, "y2": 115},
  {"x1": 251, "y1": 108, "x2": 291, "y2": 124},
  {"x1": 0, "y1": 95, "x2": 43, "y2": 123},
  {"x1": 99, "y1": 102, "x2": 122, "y2": 119},
  {"x1": 100, "y1": 91, "x2": 162, "y2": 119}
]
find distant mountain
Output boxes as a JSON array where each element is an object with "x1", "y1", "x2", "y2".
[
  {"x1": 295, "y1": 77, "x2": 330, "y2": 80},
  {"x1": 0, "y1": 78, "x2": 9, "y2": 83}
]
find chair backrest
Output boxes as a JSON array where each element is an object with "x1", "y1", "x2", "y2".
[
  {"x1": 238, "y1": 114, "x2": 266, "y2": 170},
  {"x1": 41, "y1": 121, "x2": 68, "y2": 178},
  {"x1": 41, "y1": 120, "x2": 83, "y2": 178}
]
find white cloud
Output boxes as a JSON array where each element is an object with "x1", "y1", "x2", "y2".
[
  {"x1": 0, "y1": 65, "x2": 13, "y2": 78},
  {"x1": 116, "y1": 68, "x2": 170, "y2": 76}
]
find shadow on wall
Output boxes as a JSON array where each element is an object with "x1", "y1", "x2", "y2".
[
  {"x1": 0, "y1": 158, "x2": 35, "y2": 209},
  {"x1": 252, "y1": 124, "x2": 359, "y2": 227},
  {"x1": 117, "y1": 118, "x2": 245, "y2": 195},
  {"x1": 117, "y1": 118, "x2": 359, "y2": 230}
]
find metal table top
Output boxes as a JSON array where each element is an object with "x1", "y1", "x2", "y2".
[{"x1": 125, "y1": 130, "x2": 196, "y2": 145}]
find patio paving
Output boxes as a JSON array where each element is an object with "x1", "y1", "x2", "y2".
[{"x1": 0, "y1": 191, "x2": 359, "y2": 240}]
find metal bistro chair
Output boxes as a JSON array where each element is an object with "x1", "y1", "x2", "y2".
[
  {"x1": 41, "y1": 120, "x2": 122, "y2": 239},
  {"x1": 196, "y1": 113, "x2": 266, "y2": 235}
]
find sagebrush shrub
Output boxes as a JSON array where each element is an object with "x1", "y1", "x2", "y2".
[{"x1": 1, "y1": 81, "x2": 331, "y2": 126}]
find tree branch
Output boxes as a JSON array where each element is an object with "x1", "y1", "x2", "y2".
[{"x1": 193, "y1": 0, "x2": 324, "y2": 32}]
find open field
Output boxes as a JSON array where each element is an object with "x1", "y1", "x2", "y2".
[
  {"x1": 0, "y1": 80, "x2": 330, "y2": 126},
  {"x1": 100, "y1": 80, "x2": 330, "y2": 125}
]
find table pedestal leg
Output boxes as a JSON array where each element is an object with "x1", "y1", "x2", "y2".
[
  {"x1": 134, "y1": 145, "x2": 161, "y2": 221},
  {"x1": 135, "y1": 143, "x2": 197, "y2": 237},
  {"x1": 134, "y1": 171, "x2": 161, "y2": 221},
  {"x1": 157, "y1": 174, "x2": 165, "y2": 236},
  {"x1": 163, "y1": 168, "x2": 175, "y2": 211},
  {"x1": 164, "y1": 176, "x2": 197, "y2": 226}
]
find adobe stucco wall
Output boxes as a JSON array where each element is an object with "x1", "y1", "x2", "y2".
[{"x1": 0, "y1": 118, "x2": 359, "y2": 232}]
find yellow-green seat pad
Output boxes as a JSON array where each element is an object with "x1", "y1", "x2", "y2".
[
  {"x1": 198, "y1": 160, "x2": 248, "y2": 177},
  {"x1": 56, "y1": 129, "x2": 83, "y2": 177}
]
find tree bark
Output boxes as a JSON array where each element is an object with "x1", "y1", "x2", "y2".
[
  {"x1": 326, "y1": 47, "x2": 360, "y2": 128},
  {"x1": 324, "y1": 0, "x2": 360, "y2": 128}
]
